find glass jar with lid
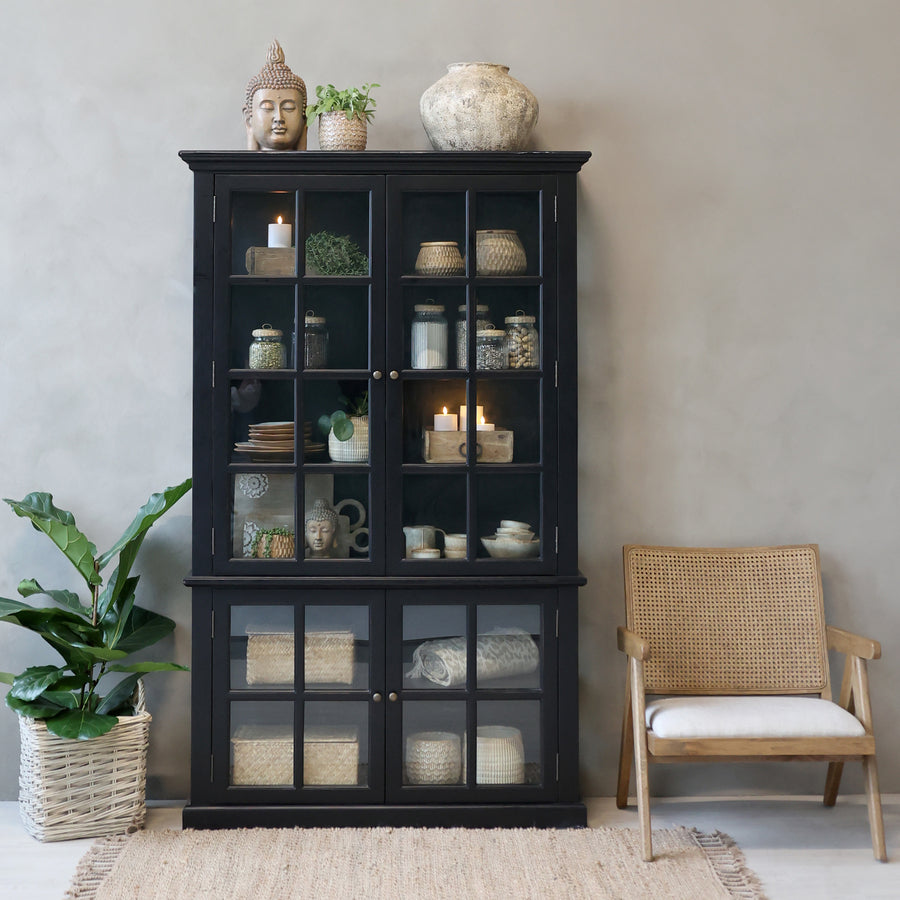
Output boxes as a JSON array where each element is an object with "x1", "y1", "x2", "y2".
[
  {"x1": 476, "y1": 328, "x2": 508, "y2": 370},
  {"x1": 505, "y1": 310, "x2": 539, "y2": 369},
  {"x1": 411, "y1": 303, "x2": 448, "y2": 369},
  {"x1": 249, "y1": 324, "x2": 286, "y2": 369},
  {"x1": 456, "y1": 303, "x2": 492, "y2": 369},
  {"x1": 303, "y1": 310, "x2": 328, "y2": 368}
]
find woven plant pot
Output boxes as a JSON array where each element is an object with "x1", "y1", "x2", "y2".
[
  {"x1": 318, "y1": 111, "x2": 368, "y2": 150},
  {"x1": 18, "y1": 683, "x2": 150, "y2": 842},
  {"x1": 328, "y1": 416, "x2": 369, "y2": 462}
]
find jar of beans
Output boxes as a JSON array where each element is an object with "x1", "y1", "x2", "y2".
[
  {"x1": 505, "y1": 310, "x2": 539, "y2": 369},
  {"x1": 249, "y1": 324, "x2": 286, "y2": 369},
  {"x1": 303, "y1": 310, "x2": 328, "y2": 368},
  {"x1": 455, "y1": 303, "x2": 492, "y2": 368},
  {"x1": 476, "y1": 329, "x2": 508, "y2": 370}
]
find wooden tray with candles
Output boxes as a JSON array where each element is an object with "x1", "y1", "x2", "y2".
[{"x1": 423, "y1": 428, "x2": 513, "y2": 463}]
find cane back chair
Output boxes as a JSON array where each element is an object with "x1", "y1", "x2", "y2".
[{"x1": 616, "y1": 544, "x2": 886, "y2": 862}]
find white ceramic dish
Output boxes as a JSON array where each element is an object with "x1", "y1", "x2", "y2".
[
  {"x1": 481, "y1": 536, "x2": 540, "y2": 559},
  {"x1": 499, "y1": 519, "x2": 531, "y2": 530}
]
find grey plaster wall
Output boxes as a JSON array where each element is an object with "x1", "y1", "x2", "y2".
[{"x1": 1, "y1": 0, "x2": 898, "y2": 801}]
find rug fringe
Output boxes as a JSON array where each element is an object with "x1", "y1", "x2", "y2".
[
  {"x1": 689, "y1": 828, "x2": 769, "y2": 900},
  {"x1": 64, "y1": 834, "x2": 132, "y2": 900}
]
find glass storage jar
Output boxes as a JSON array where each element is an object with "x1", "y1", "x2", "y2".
[
  {"x1": 411, "y1": 303, "x2": 448, "y2": 369},
  {"x1": 456, "y1": 304, "x2": 492, "y2": 369},
  {"x1": 505, "y1": 311, "x2": 539, "y2": 369},
  {"x1": 249, "y1": 324, "x2": 286, "y2": 369},
  {"x1": 303, "y1": 310, "x2": 328, "y2": 368},
  {"x1": 476, "y1": 329, "x2": 508, "y2": 370}
]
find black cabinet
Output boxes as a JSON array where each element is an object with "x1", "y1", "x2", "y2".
[{"x1": 181, "y1": 151, "x2": 590, "y2": 827}]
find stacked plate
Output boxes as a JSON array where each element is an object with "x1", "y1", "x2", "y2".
[{"x1": 234, "y1": 421, "x2": 295, "y2": 461}]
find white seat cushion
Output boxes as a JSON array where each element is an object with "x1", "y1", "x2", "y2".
[{"x1": 645, "y1": 696, "x2": 866, "y2": 739}]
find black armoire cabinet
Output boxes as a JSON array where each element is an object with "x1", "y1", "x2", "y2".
[{"x1": 180, "y1": 151, "x2": 590, "y2": 828}]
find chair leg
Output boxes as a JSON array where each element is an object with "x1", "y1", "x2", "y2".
[
  {"x1": 862, "y1": 755, "x2": 887, "y2": 862},
  {"x1": 823, "y1": 761, "x2": 844, "y2": 806},
  {"x1": 629, "y1": 661, "x2": 653, "y2": 861},
  {"x1": 616, "y1": 679, "x2": 633, "y2": 809}
]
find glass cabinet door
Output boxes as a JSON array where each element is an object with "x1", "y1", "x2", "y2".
[
  {"x1": 386, "y1": 590, "x2": 555, "y2": 801},
  {"x1": 213, "y1": 591, "x2": 384, "y2": 801},
  {"x1": 387, "y1": 177, "x2": 556, "y2": 573},
  {"x1": 214, "y1": 176, "x2": 384, "y2": 574}
]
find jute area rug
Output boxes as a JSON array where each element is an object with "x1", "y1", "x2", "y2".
[{"x1": 65, "y1": 826, "x2": 766, "y2": 900}]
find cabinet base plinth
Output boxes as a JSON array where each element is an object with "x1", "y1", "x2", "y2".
[{"x1": 182, "y1": 802, "x2": 587, "y2": 829}]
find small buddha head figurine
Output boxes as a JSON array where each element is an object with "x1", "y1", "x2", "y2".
[
  {"x1": 305, "y1": 498, "x2": 339, "y2": 558},
  {"x1": 243, "y1": 39, "x2": 307, "y2": 151}
]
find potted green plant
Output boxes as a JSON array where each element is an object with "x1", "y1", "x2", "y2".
[
  {"x1": 305, "y1": 230, "x2": 369, "y2": 276},
  {"x1": 306, "y1": 82, "x2": 379, "y2": 150},
  {"x1": 318, "y1": 392, "x2": 369, "y2": 462},
  {"x1": 0, "y1": 477, "x2": 191, "y2": 840}
]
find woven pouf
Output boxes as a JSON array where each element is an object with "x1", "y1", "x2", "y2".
[{"x1": 406, "y1": 731, "x2": 461, "y2": 785}]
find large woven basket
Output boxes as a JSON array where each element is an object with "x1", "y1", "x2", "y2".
[{"x1": 17, "y1": 682, "x2": 150, "y2": 842}]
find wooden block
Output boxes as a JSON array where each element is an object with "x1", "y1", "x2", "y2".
[
  {"x1": 245, "y1": 246, "x2": 295, "y2": 276},
  {"x1": 423, "y1": 428, "x2": 513, "y2": 463}
]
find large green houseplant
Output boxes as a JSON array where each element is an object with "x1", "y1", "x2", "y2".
[{"x1": 0, "y1": 478, "x2": 191, "y2": 741}]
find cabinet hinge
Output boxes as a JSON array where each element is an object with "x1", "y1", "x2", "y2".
[
  {"x1": 556, "y1": 607, "x2": 559, "y2": 638},
  {"x1": 211, "y1": 608, "x2": 215, "y2": 639},
  {"x1": 211, "y1": 753, "x2": 215, "y2": 782},
  {"x1": 555, "y1": 526, "x2": 559, "y2": 555},
  {"x1": 556, "y1": 753, "x2": 559, "y2": 782},
  {"x1": 211, "y1": 360, "x2": 216, "y2": 389},
  {"x1": 212, "y1": 195, "x2": 216, "y2": 224},
  {"x1": 554, "y1": 360, "x2": 558, "y2": 388},
  {"x1": 554, "y1": 194, "x2": 558, "y2": 223},
  {"x1": 211, "y1": 527, "x2": 215, "y2": 557}
]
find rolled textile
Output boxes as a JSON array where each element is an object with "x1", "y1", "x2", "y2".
[{"x1": 408, "y1": 628, "x2": 539, "y2": 687}]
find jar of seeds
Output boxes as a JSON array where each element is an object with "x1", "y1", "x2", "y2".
[
  {"x1": 476, "y1": 329, "x2": 508, "y2": 370},
  {"x1": 303, "y1": 310, "x2": 328, "y2": 368},
  {"x1": 505, "y1": 310, "x2": 539, "y2": 369},
  {"x1": 249, "y1": 324, "x2": 286, "y2": 369},
  {"x1": 411, "y1": 303, "x2": 448, "y2": 369},
  {"x1": 455, "y1": 303, "x2": 492, "y2": 369}
]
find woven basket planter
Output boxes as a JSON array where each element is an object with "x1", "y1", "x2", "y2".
[
  {"x1": 17, "y1": 685, "x2": 150, "y2": 842},
  {"x1": 317, "y1": 111, "x2": 368, "y2": 150}
]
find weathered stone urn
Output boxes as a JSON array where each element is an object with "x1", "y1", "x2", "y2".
[{"x1": 420, "y1": 62, "x2": 539, "y2": 152}]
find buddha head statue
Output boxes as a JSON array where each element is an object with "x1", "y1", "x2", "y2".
[
  {"x1": 243, "y1": 39, "x2": 307, "y2": 151},
  {"x1": 305, "y1": 498, "x2": 339, "y2": 558}
]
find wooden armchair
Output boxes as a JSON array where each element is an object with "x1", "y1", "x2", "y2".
[{"x1": 616, "y1": 544, "x2": 886, "y2": 862}]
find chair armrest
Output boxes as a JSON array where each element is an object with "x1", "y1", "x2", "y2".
[
  {"x1": 617, "y1": 626, "x2": 651, "y2": 661},
  {"x1": 827, "y1": 625, "x2": 881, "y2": 660}
]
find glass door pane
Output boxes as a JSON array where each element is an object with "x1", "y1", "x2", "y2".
[
  {"x1": 232, "y1": 473, "x2": 296, "y2": 561},
  {"x1": 476, "y1": 604, "x2": 541, "y2": 690},
  {"x1": 231, "y1": 191, "x2": 297, "y2": 277},
  {"x1": 230, "y1": 701, "x2": 294, "y2": 787},
  {"x1": 403, "y1": 701, "x2": 466, "y2": 786},
  {"x1": 475, "y1": 700, "x2": 542, "y2": 786},
  {"x1": 231, "y1": 605, "x2": 294, "y2": 690},
  {"x1": 304, "y1": 605, "x2": 369, "y2": 690},
  {"x1": 303, "y1": 701, "x2": 368, "y2": 787}
]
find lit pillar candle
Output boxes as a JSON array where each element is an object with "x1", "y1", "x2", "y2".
[
  {"x1": 477, "y1": 415, "x2": 495, "y2": 432},
  {"x1": 268, "y1": 216, "x2": 292, "y2": 248},
  {"x1": 434, "y1": 406, "x2": 458, "y2": 431},
  {"x1": 459, "y1": 405, "x2": 483, "y2": 432}
]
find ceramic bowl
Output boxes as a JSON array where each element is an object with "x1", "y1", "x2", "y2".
[
  {"x1": 481, "y1": 536, "x2": 540, "y2": 559},
  {"x1": 495, "y1": 526, "x2": 532, "y2": 536},
  {"x1": 500, "y1": 519, "x2": 532, "y2": 531},
  {"x1": 410, "y1": 548, "x2": 441, "y2": 559},
  {"x1": 444, "y1": 549, "x2": 467, "y2": 559},
  {"x1": 443, "y1": 533, "x2": 468, "y2": 551}
]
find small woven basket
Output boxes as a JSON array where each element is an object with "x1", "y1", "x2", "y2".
[
  {"x1": 462, "y1": 725, "x2": 525, "y2": 785},
  {"x1": 17, "y1": 681, "x2": 150, "y2": 842},
  {"x1": 318, "y1": 111, "x2": 368, "y2": 150},
  {"x1": 406, "y1": 731, "x2": 462, "y2": 785}
]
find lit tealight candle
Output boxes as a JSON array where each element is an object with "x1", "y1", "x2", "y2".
[
  {"x1": 434, "y1": 406, "x2": 458, "y2": 431},
  {"x1": 268, "y1": 216, "x2": 292, "y2": 248},
  {"x1": 459, "y1": 405, "x2": 484, "y2": 432},
  {"x1": 477, "y1": 415, "x2": 495, "y2": 432}
]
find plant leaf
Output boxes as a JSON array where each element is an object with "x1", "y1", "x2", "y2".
[
  {"x1": 113, "y1": 606, "x2": 176, "y2": 654},
  {"x1": 331, "y1": 413, "x2": 355, "y2": 441},
  {"x1": 95, "y1": 674, "x2": 141, "y2": 715},
  {"x1": 102, "y1": 588, "x2": 136, "y2": 649},
  {"x1": 3, "y1": 493, "x2": 100, "y2": 587},
  {"x1": 108, "y1": 661, "x2": 188, "y2": 673},
  {"x1": 17, "y1": 579, "x2": 89, "y2": 617},
  {"x1": 0, "y1": 671, "x2": 14, "y2": 685},
  {"x1": 6, "y1": 691, "x2": 77, "y2": 719},
  {"x1": 97, "y1": 478, "x2": 191, "y2": 571},
  {"x1": 10, "y1": 665, "x2": 67, "y2": 701},
  {"x1": 45, "y1": 708, "x2": 118, "y2": 740}
]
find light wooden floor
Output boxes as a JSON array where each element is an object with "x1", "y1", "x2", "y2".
[{"x1": 0, "y1": 796, "x2": 896, "y2": 899}]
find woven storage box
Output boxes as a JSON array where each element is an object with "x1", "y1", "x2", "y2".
[
  {"x1": 17, "y1": 689, "x2": 150, "y2": 842},
  {"x1": 246, "y1": 629, "x2": 355, "y2": 685},
  {"x1": 231, "y1": 724, "x2": 359, "y2": 786},
  {"x1": 462, "y1": 725, "x2": 525, "y2": 785}
]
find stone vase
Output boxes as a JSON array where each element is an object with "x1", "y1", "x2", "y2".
[
  {"x1": 419, "y1": 62, "x2": 539, "y2": 152},
  {"x1": 317, "y1": 111, "x2": 368, "y2": 150}
]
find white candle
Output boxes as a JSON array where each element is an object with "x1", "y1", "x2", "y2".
[
  {"x1": 477, "y1": 416, "x2": 495, "y2": 432},
  {"x1": 268, "y1": 216, "x2": 292, "y2": 248},
  {"x1": 459, "y1": 405, "x2": 484, "y2": 432},
  {"x1": 434, "y1": 406, "x2": 458, "y2": 431}
]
